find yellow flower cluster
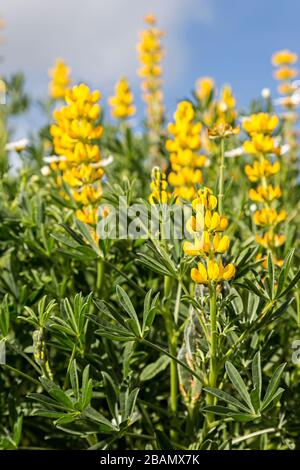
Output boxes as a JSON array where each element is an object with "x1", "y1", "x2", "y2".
[
  {"x1": 195, "y1": 77, "x2": 214, "y2": 104},
  {"x1": 272, "y1": 49, "x2": 298, "y2": 176},
  {"x1": 166, "y1": 101, "x2": 206, "y2": 201},
  {"x1": 243, "y1": 113, "x2": 285, "y2": 263},
  {"x1": 137, "y1": 14, "x2": 164, "y2": 163},
  {"x1": 149, "y1": 166, "x2": 171, "y2": 204},
  {"x1": 217, "y1": 85, "x2": 237, "y2": 125},
  {"x1": 194, "y1": 78, "x2": 238, "y2": 156},
  {"x1": 272, "y1": 50, "x2": 298, "y2": 108},
  {"x1": 50, "y1": 83, "x2": 104, "y2": 227},
  {"x1": 48, "y1": 59, "x2": 72, "y2": 100},
  {"x1": 183, "y1": 187, "x2": 235, "y2": 285},
  {"x1": 108, "y1": 77, "x2": 135, "y2": 120}
]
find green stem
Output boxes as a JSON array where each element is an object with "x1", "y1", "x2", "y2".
[
  {"x1": 218, "y1": 138, "x2": 225, "y2": 214},
  {"x1": 96, "y1": 258, "x2": 104, "y2": 296},
  {"x1": 206, "y1": 285, "x2": 218, "y2": 424},
  {"x1": 163, "y1": 275, "x2": 177, "y2": 415}
]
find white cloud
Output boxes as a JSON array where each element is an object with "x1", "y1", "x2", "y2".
[{"x1": 0, "y1": 0, "x2": 214, "y2": 96}]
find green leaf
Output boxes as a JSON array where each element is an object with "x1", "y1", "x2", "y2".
[
  {"x1": 252, "y1": 351, "x2": 262, "y2": 401},
  {"x1": 125, "y1": 388, "x2": 139, "y2": 420},
  {"x1": 83, "y1": 406, "x2": 115, "y2": 430},
  {"x1": 74, "y1": 218, "x2": 102, "y2": 256},
  {"x1": 261, "y1": 387, "x2": 285, "y2": 411},
  {"x1": 69, "y1": 360, "x2": 79, "y2": 401},
  {"x1": 203, "y1": 387, "x2": 251, "y2": 413},
  {"x1": 276, "y1": 249, "x2": 295, "y2": 297},
  {"x1": 262, "y1": 363, "x2": 286, "y2": 411},
  {"x1": 137, "y1": 253, "x2": 172, "y2": 276},
  {"x1": 116, "y1": 285, "x2": 141, "y2": 337},
  {"x1": 266, "y1": 252, "x2": 275, "y2": 300},
  {"x1": 242, "y1": 279, "x2": 268, "y2": 299},
  {"x1": 155, "y1": 430, "x2": 174, "y2": 450},
  {"x1": 225, "y1": 362, "x2": 254, "y2": 412},
  {"x1": 140, "y1": 355, "x2": 170, "y2": 382},
  {"x1": 102, "y1": 372, "x2": 118, "y2": 421},
  {"x1": 277, "y1": 269, "x2": 300, "y2": 299},
  {"x1": 48, "y1": 389, "x2": 74, "y2": 410}
]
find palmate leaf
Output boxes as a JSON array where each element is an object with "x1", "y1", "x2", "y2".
[
  {"x1": 93, "y1": 286, "x2": 158, "y2": 341},
  {"x1": 204, "y1": 355, "x2": 286, "y2": 424}
]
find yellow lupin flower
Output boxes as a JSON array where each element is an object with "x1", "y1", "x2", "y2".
[
  {"x1": 166, "y1": 101, "x2": 206, "y2": 201},
  {"x1": 272, "y1": 49, "x2": 298, "y2": 66},
  {"x1": 191, "y1": 187, "x2": 217, "y2": 211},
  {"x1": 213, "y1": 233, "x2": 230, "y2": 253},
  {"x1": 191, "y1": 260, "x2": 235, "y2": 285},
  {"x1": 253, "y1": 208, "x2": 286, "y2": 227},
  {"x1": 184, "y1": 187, "x2": 235, "y2": 286},
  {"x1": 273, "y1": 67, "x2": 298, "y2": 81},
  {"x1": 195, "y1": 77, "x2": 215, "y2": 102},
  {"x1": 256, "y1": 232, "x2": 286, "y2": 249},
  {"x1": 149, "y1": 166, "x2": 171, "y2": 204},
  {"x1": 243, "y1": 113, "x2": 279, "y2": 135},
  {"x1": 50, "y1": 83, "x2": 104, "y2": 231},
  {"x1": 108, "y1": 77, "x2": 136, "y2": 119},
  {"x1": 243, "y1": 134, "x2": 279, "y2": 156},
  {"x1": 245, "y1": 160, "x2": 280, "y2": 182},
  {"x1": 48, "y1": 59, "x2": 72, "y2": 100},
  {"x1": 244, "y1": 110, "x2": 286, "y2": 264},
  {"x1": 249, "y1": 184, "x2": 281, "y2": 203},
  {"x1": 137, "y1": 14, "x2": 164, "y2": 165},
  {"x1": 217, "y1": 85, "x2": 237, "y2": 124}
]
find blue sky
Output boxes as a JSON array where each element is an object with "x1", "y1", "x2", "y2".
[{"x1": 1, "y1": 0, "x2": 299, "y2": 135}]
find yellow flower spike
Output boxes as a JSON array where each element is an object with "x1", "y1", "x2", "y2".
[
  {"x1": 195, "y1": 77, "x2": 215, "y2": 102},
  {"x1": 48, "y1": 59, "x2": 72, "y2": 100},
  {"x1": 108, "y1": 77, "x2": 136, "y2": 120},
  {"x1": 50, "y1": 82, "x2": 104, "y2": 233},
  {"x1": 167, "y1": 101, "x2": 206, "y2": 201},
  {"x1": 138, "y1": 15, "x2": 164, "y2": 165},
  {"x1": 149, "y1": 166, "x2": 171, "y2": 204},
  {"x1": 272, "y1": 49, "x2": 298, "y2": 66}
]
